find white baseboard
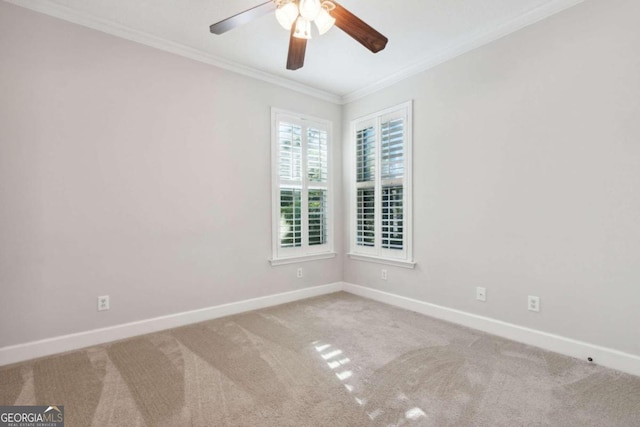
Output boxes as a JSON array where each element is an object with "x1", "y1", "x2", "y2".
[
  {"x1": 3, "y1": 281, "x2": 638, "y2": 378},
  {"x1": 343, "y1": 282, "x2": 640, "y2": 377},
  {"x1": 0, "y1": 283, "x2": 342, "y2": 367}
]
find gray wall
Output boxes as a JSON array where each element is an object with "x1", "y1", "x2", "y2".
[
  {"x1": 343, "y1": 0, "x2": 640, "y2": 356},
  {"x1": 0, "y1": 3, "x2": 342, "y2": 347}
]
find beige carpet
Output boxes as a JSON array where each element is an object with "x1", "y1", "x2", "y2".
[{"x1": 1, "y1": 292, "x2": 639, "y2": 426}]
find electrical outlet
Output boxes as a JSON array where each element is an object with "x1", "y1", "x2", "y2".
[
  {"x1": 528, "y1": 295, "x2": 540, "y2": 312},
  {"x1": 381, "y1": 269, "x2": 388, "y2": 280},
  {"x1": 297, "y1": 268, "x2": 303, "y2": 278},
  {"x1": 476, "y1": 287, "x2": 486, "y2": 302},
  {"x1": 98, "y1": 295, "x2": 110, "y2": 311}
]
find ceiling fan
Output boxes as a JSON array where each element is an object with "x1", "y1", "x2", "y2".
[{"x1": 210, "y1": 0, "x2": 388, "y2": 71}]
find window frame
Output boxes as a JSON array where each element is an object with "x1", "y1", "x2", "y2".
[
  {"x1": 270, "y1": 108, "x2": 335, "y2": 266},
  {"x1": 348, "y1": 101, "x2": 415, "y2": 269}
]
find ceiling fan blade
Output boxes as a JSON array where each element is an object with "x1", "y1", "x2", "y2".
[
  {"x1": 210, "y1": 1, "x2": 276, "y2": 35},
  {"x1": 332, "y1": 1, "x2": 388, "y2": 53},
  {"x1": 286, "y1": 28, "x2": 307, "y2": 70}
]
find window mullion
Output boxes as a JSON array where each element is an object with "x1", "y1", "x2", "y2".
[
  {"x1": 381, "y1": 178, "x2": 402, "y2": 187},
  {"x1": 280, "y1": 179, "x2": 302, "y2": 188},
  {"x1": 309, "y1": 182, "x2": 328, "y2": 190}
]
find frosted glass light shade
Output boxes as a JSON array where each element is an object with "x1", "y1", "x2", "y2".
[
  {"x1": 293, "y1": 17, "x2": 312, "y2": 39},
  {"x1": 314, "y1": 8, "x2": 335, "y2": 35},
  {"x1": 299, "y1": 0, "x2": 322, "y2": 20},
  {"x1": 275, "y1": 2, "x2": 299, "y2": 30}
]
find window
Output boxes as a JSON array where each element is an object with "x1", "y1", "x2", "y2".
[
  {"x1": 350, "y1": 101, "x2": 414, "y2": 268},
  {"x1": 271, "y1": 109, "x2": 334, "y2": 265}
]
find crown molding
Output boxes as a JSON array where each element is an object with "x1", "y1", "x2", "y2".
[
  {"x1": 6, "y1": 0, "x2": 585, "y2": 105},
  {"x1": 3, "y1": 0, "x2": 343, "y2": 104},
  {"x1": 341, "y1": 0, "x2": 586, "y2": 104}
]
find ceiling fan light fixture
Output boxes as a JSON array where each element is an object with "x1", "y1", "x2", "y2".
[
  {"x1": 275, "y1": 2, "x2": 299, "y2": 30},
  {"x1": 293, "y1": 16, "x2": 312, "y2": 39},
  {"x1": 210, "y1": 0, "x2": 388, "y2": 71},
  {"x1": 298, "y1": 0, "x2": 322, "y2": 21},
  {"x1": 314, "y1": 7, "x2": 336, "y2": 35}
]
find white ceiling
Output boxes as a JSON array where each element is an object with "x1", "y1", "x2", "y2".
[{"x1": 8, "y1": 0, "x2": 584, "y2": 103}]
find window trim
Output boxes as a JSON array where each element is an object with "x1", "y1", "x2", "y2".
[
  {"x1": 270, "y1": 108, "x2": 335, "y2": 266},
  {"x1": 348, "y1": 101, "x2": 414, "y2": 268}
]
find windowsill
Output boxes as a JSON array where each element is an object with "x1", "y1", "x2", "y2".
[
  {"x1": 270, "y1": 252, "x2": 337, "y2": 266},
  {"x1": 347, "y1": 253, "x2": 416, "y2": 269}
]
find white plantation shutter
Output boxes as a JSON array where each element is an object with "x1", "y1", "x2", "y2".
[
  {"x1": 351, "y1": 102, "x2": 413, "y2": 264},
  {"x1": 356, "y1": 124, "x2": 376, "y2": 250},
  {"x1": 381, "y1": 118, "x2": 404, "y2": 180},
  {"x1": 279, "y1": 123, "x2": 302, "y2": 181},
  {"x1": 272, "y1": 110, "x2": 333, "y2": 263},
  {"x1": 307, "y1": 128, "x2": 328, "y2": 183},
  {"x1": 380, "y1": 116, "x2": 405, "y2": 253},
  {"x1": 357, "y1": 126, "x2": 376, "y2": 183},
  {"x1": 307, "y1": 125, "x2": 328, "y2": 247},
  {"x1": 382, "y1": 185, "x2": 403, "y2": 250},
  {"x1": 279, "y1": 188, "x2": 302, "y2": 248},
  {"x1": 278, "y1": 121, "x2": 303, "y2": 250},
  {"x1": 357, "y1": 187, "x2": 375, "y2": 247},
  {"x1": 308, "y1": 189, "x2": 327, "y2": 245}
]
